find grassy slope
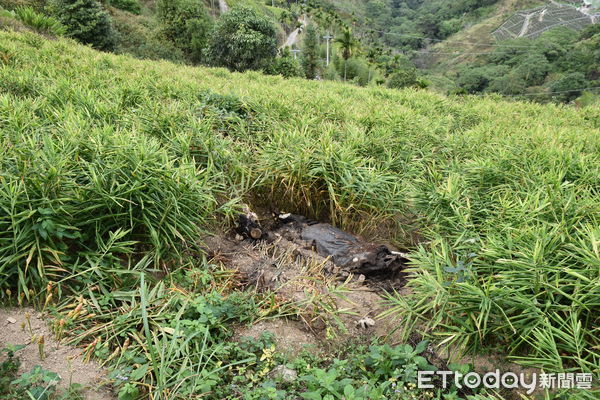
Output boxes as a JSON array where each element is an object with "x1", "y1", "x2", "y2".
[{"x1": 1, "y1": 30, "x2": 599, "y2": 379}]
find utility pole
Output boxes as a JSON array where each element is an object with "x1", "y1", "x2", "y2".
[
  {"x1": 291, "y1": 49, "x2": 301, "y2": 59},
  {"x1": 323, "y1": 32, "x2": 333, "y2": 66}
]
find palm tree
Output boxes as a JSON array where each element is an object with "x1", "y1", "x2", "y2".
[{"x1": 334, "y1": 28, "x2": 360, "y2": 81}]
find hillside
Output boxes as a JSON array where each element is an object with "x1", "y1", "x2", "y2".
[
  {"x1": 425, "y1": 0, "x2": 597, "y2": 69},
  {"x1": 1, "y1": 29, "x2": 599, "y2": 399},
  {"x1": 423, "y1": 0, "x2": 547, "y2": 69}
]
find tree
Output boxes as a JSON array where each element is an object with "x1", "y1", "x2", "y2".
[
  {"x1": 365, "y1": 0, "x2": 388, "y2": 19},
  {"x1": 515, "y1": 53, "x2": 550, "y2": 86},
  {"x1": 457, "y1": 65, "x2": 509, "y2": 94},
  {"x1": 156, "y1": 0, "x2": 212, "y2": 63},
  {"x1": 486, "y1": 73, "x2": 526, "y2": 96},
  {"x1": 207, "y1": 7, "x2": 277, "y2": 72},
  {"x1": 301, "y1": 24, "x2": 320, "y2": 79},
  {"x1": 334, "y1": 28, "x2": 359, "y2": 80},
  {"x1": 51, "y1": 0, "x2": 116, "y2": 51}
]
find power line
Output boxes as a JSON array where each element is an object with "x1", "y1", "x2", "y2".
[
  {"x1": 472, "y1": 86, "x2": 600, "y2": 98},
  {"x1": 416, "y1": 50, "x2": 531, "y2": 55},
  {"x1": 356, "y1": 26, "x2": 538, "y2": 49}
]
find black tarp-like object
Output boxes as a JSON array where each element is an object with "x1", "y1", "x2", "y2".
[{"x1": 278, "y1": 214, "x2": 406, "y2": 279}]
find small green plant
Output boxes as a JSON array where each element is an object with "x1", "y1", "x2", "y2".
[
  {"x1": 0, "y1": 345, "x2": 24, "y2": 396},
  {"x1": 12, "y1": 365, "x2": 61, "y2": 400},
  {"x1": 14, "y1": 6, "x2": 66, "y2": 36}
]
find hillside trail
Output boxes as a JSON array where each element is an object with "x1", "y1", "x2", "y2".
[
  {"x1": 281, "y1": 15, "x2": 307, "y2": 49},
  {"x1": 0, "y1": 308, "x2": 115, "y2": 399},
  {"x1": 518, "y1": 12, "x2": 533, "y2": 36},
  {"x1": 219, "y1": 0, "x2": 228, "y2": 14}
]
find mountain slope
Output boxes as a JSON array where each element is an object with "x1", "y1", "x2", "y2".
[
  {"x1": 426, "y1": 0, "x2": 548, "y2": 70},
  {"x1": 1, "y1": 30, "x2": 599, "y2": 394}
]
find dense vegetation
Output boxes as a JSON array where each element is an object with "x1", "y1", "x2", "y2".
[
  {"x1": 1, "y1": 0, "x2": 597, "y2": 103},
  {"x1": 327, "y1": 0, "x2": 501, "y2": 50},
  {"x1": 454, "y1": 25, "x2": 600, "y2": 101},
  {"x1": 0, "y1": 29, "x2": 599, "y2": 398}
]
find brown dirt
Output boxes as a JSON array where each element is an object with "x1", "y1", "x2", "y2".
[
  {"x1": 234, "y1": 319, "x2": 321, "y2": 357},
  {"x1": 204, "y1": 219, "x2": 410, "y2": 354},
  {"x1": 0, "y1": 307, "x2": 115, "y2": 400}
]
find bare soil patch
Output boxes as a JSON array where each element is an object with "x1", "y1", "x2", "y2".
[
  {"x1": 204, "y1": 210, "x2": 411, "y2": 352},
  {"x1": 0, "y1": 307, "x2": 115, "y2": 400}
]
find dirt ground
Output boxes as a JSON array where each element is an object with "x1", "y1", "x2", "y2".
[
  {"x1": 0, "y1": 307, "x2": 115, "y2": 400},
  {"x1": 205, "y1": 212, "x2": 412, "y2": 354}
]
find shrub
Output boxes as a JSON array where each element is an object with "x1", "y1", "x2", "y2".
[
  {"x1": 386, "y1": 68, "x2": 418, "y2": 89},
  {"x1": 14, "y1": 6, "x2": 66, "y2": 36},
  {"x1": 514, "y1": 52, "x2": 550, "y2": 86},
  {"x1": 109, "y1": 0, "x2": 140, "y2": 15},
  {"x1": 323, "y1": 62, "x2": 339, "y2": 81},
  {"x1": 550, "y1": 72, "x2": 588, "y2": 102},
  {"x1": 579, "y1": 22, "x2": 600, "y2": 40},
  {"x1": 457, "y1": 65, "x2": 509, "y2": 93},
  {"x1": 50, "y1": 0, "x2": 116, "y2": 51},
  {"x1": 207, "y1": 6, "x2": 277, "y2": 72},
  {"x1": 156, "y1": 0, "x2": 211, "y2": 63},
  {"x1": 267, "y1": 48, "x2": 304, "y2": 78},
  {"x1": 486, "y1": 72, "x2": 526, "y2": 96},
  {"x1": 344, "y1": 58, "x2": 373, "y2": 86}
]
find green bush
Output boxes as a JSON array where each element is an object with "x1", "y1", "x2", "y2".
[
  {"x1": 207, "y1": 6, "x2": 277, "y2": 72},
  {"x1": 457, "y1": 65, "x2": 509, "y2": 94},
  {"x1": 267, "y1": 48, "x2": 304, "y2": 78},
  {"x1": 514, "y1": 52, "x2": 550, "y2": 86},
  {"x1": 386, "y1": 68, "x2": 418, "y2": 89},
  {"x1": 323, "y1": 62, "x2": 340, "y2": 81},
  {"x1": 550, "y1": 72, "x2": 588, "y2": 102},
  {"x1": 109, "y1": 7, "x2": 185, "y2": 63},
  {"x1": 345, "y1": 58, "x2": 373, "y2": 87},
  {"x1": 156, "y1": 0, "x2": 212, "y2": 63},
  {"x1": 486, "y1": 72, "x2": 527, "y2": 96},
  {"x1": 109, "y1": 0, "x2": 140, "y2": 15},
  {"x1": 50, "y1": 0, "x2": 116, "y2": 51}
]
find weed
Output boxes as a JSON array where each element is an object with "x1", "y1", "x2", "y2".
[{"x1": 14, "y1": 7, "x2": 66, "y2": 36}]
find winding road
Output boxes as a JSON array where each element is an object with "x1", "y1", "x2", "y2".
[{"x1": 281, "y1": 15, "x2": 307, "y2": 49}]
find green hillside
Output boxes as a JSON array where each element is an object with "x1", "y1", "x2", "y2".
[{"x1": 1, "y1": 29, "x2": 599, "y2": 398}]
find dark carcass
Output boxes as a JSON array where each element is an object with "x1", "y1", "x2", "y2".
[
  {"x1": 276, "y1": 213, "x2": 407, "y2": 285},
  {"x1": 232, "y1": 211, "x2": 407, "y2": 287}
]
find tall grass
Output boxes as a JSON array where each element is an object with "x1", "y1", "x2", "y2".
[
  {"x1": 14, "y1": 6, "x2": 66, "y2": 36},
  {"x1": 0, "y1": 30, "x2": 599, "y2": 380}
]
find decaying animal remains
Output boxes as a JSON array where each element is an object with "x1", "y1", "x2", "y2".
[{"x1": 233, "y1": 210, "x2": 407, "y2": 285}]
